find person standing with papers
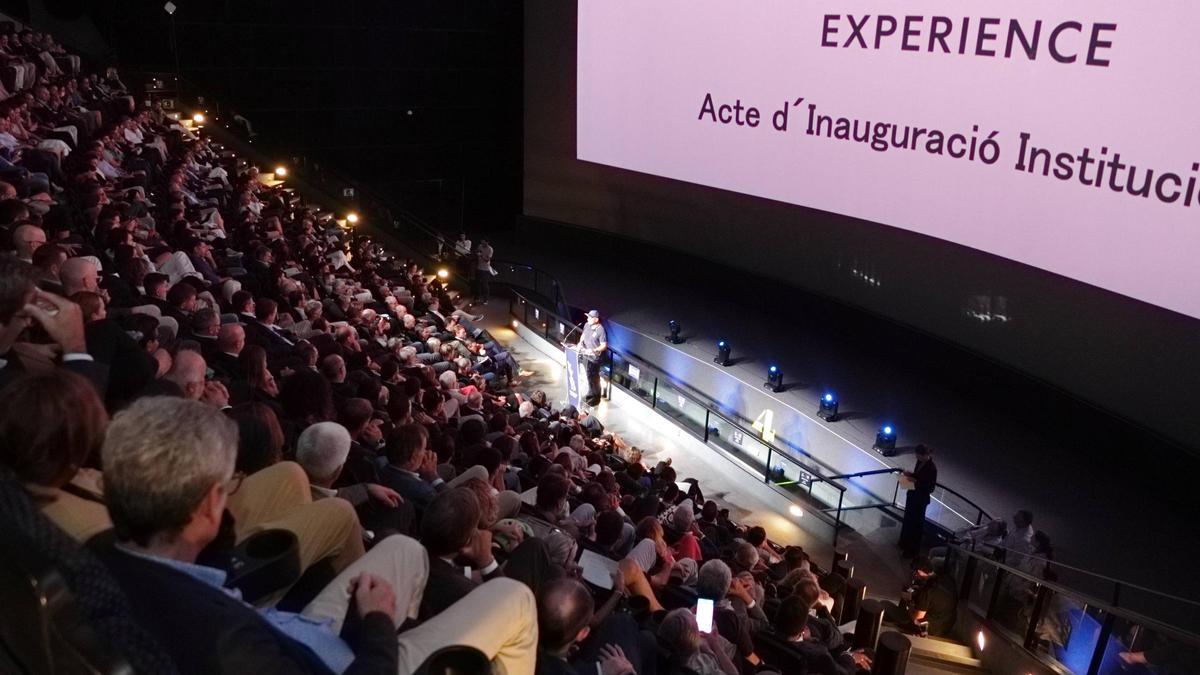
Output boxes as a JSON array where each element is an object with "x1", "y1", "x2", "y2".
[{"x1": 899, "y1": 445, "x2": 938, "y2": 558}]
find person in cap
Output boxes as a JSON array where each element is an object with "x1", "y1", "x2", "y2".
[{"x1": 579, "y1": 309, "x2": 606, "y2": 406}]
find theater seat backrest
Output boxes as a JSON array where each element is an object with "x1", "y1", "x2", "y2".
[{"x1": 0, "y1": 530, "x2": 132, "y2": 675}]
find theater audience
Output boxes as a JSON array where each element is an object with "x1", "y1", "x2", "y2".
[
  {"x1": 0, "y1": 32, "x2": 1027, "y2": 673},
  {"x1": 96, "y1": 396, "x2": 538, "y2": 674}
]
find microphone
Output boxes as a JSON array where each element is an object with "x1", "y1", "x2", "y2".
[{"x1": 561, "y1": 322, "x2": 584, "y2": 343}]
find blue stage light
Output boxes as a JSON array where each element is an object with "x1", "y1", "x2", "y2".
[
  {"x1": 666, "y1": 320, "x2": 683, "y2": 344},
  {"x1": 818, "y1": 392, "x2": 839, "y2": 421},
  {"x1": 714, "y1": 340, "x2": 732, "y2": 366},
  {"x1": 765, "y1": 365, "x2": 783, "y2": 392},
  {"x1": 875, "y1": 424, "x2": 897, "y2": 455}
]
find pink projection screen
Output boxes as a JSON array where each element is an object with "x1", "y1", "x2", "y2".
[{"x1": 576, "y1": 1, "x2": 1200, "y2": 319}]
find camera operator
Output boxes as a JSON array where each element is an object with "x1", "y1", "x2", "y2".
[{"x1": 880, "y1": 556, "x2": 957, "y2": 638}]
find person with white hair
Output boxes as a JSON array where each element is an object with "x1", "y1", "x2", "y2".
[
  {"x1": 658, "y1": 608, "x2": 740, "y2": 675},
  {"x1": 96, "y1": 396, "x2": 539, "y2": 674},
  {"x1": 296, "y1": 421, "x2": 412, "y2": 536},
  {"x1": 518, "y1": 400, "x2": 536, "y2": 419},
  {"x1": 696, "y1": 558, "x2": 765, "y2": 668}
]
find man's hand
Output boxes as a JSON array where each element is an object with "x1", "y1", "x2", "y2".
[
  {"x1": 597, "y1": 644, "x2": 635, "y2": 675},
  {"x1": 462, "y1": 528, "x2": 495, "y2": 569},
  {"x1": 365, "y1": 483, "x2": 402, "y2": 507},
  {"x1": 1117, "y1": 651, "x2": 1148, "y2": 666},
  {"x1": 201, "y1": 380, "x2": 230, "y2": 408},
  {"x1": 851, "y1": 650, "x2": 872, "y2": 670},
  {"x1": 609, "y1": 565, "x2": 628, "y2": 597},
  {"x1": 23, "y1": 289, "x2": 86, "y2": 353},
  {"x1": 730, "y1": 575, "x2": 756, "y2": 605},
  {"x1": 10, "y1": 342, "x2": 60, "y2": 372},
  {"x1": 362, "y1": 418, "x2": 383, "y2": 445},
  {"x1": 492, "y1": 520, "x2": 525, "y2": 548},
  {"x1": 417, "y1": 450, "x2": 439, "y2": 482},
  {"x1": 349, "y1": 573, "x2": 397, "y2": 623}
]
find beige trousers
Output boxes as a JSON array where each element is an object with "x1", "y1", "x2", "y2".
[
  {"x1": 303, "y1": 535, "x2": 539, "y2": 675},
  {"x1": 227, "y1": 461, "x2": 365, "y2": 573}
]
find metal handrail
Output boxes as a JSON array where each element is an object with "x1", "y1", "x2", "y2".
[
  {"x1": 826, "y1": 467, "x2": 902, "y2": 481},
  {"x1": 825, "y1": 467, "x2": 993, "y2": 524},
  {"x1": 979, "y1": 544, "x2": 1200, "y2": 610},
  {"x1": 948, "y1": 543, "x2": 1200, "y2": 662}
]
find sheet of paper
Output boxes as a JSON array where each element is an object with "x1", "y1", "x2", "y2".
[{"x1": 579, "y1": 549, "x2": 618, "y2": 590}]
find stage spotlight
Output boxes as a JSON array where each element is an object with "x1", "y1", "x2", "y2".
[
  {"x1": 765, "y1": 365, "x2": 783, "y2": 392},
  {"x1": 346, "y1": 212, "x2": 360, "y2": 224},
  {"x1": 192, "y1": 112, "x2": 205, "y2": 124},
  {"x1": 274, "y1": 165, "x2": 287, "y2": 178},
  {"x1": 788, "y1": 505, "x2": 804, "y2": 518},
  {"x1": 714, "y1": 340, "x2": 731, "y2": 366},
  {"x1": 874, "y1": 424, "x2": 897, "y2": 456},
  {"x1": 511, "y1": 319, "x2": 519, "y2": 329},
  {"x1": 666, "y1": 320, "x2": 683, "y2": 344},
  {"x1": 436, "y1": 268, "x2": 449, "y2": 280},
  {"x1": 817, "y1": 392, "x2": 839, "y2": 421}
]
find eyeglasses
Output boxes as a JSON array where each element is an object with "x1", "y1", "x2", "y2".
[{"x1": 225, "y1": 471, "x2": 246, "y2": 496}]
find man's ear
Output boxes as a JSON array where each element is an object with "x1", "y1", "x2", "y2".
[
  {"x1": 196, "y1": 480, "x2": 226, "y2": 532},
  {"x1": 575, "y1": 625, "x2": 590, "y2": 645}
]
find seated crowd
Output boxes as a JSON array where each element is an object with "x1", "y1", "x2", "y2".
[{"x1": 0, "y1": 25, "x2": 912, "y2": 675}]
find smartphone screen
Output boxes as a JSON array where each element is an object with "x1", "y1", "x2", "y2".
[{"x1": 695, "y1": 597, "x2": 715, "y2": 634}]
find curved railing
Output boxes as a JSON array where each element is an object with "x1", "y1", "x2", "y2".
[{"x1": 945, "y1": 542, "x2": 1200, "y2": 673}]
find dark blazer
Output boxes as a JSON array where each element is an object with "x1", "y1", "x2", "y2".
[
  {"x1": 782, "y1": 638, "x2": 858, "y2": 675},
  {"x1": 244, "y1": 319, "x2": 296, "y2": 359},
  {"x1": 419, "y1": 556, "x2": 477, "y2": 621},
  {"x1": 208, "y1": 350, "x2": 242, "y2": 380},
  {"x1": 0, "y1": 357, "x2": 109, "y2": 397},
  {"x1": 94, "y1": 544, "x2": 398, "y2": 675},
  {"x1": 335, "y1": 442, "x2": 384, "y2": 489},
  {"x1": 378, "y1": 464, "x2": 440, "y2": 511},
  {"x1": 911, "y1": 458, "x2": 938, "y2": 496},
  {"x1": 84, "y1": 319, "x2": 157, "y2": 407}
]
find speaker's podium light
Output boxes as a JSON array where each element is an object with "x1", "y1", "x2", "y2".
[
  {"x1": 666, "y1": 320, "x2": 683, "y2": 344},
  {"x1": 346, "y1": 212, "x2": 360, "y2": 224},
  {"x1": 765, "y1": 365, "x2": 784, "y2": 392},
  {"x1": 436, "y1": 268, "x2": 449, "y2": 280},
  {"x1": 874, "y1": 424, "x2": 897, "y2": 456},
  {"x1": 714, "y1": 340, "x2": 732, "y2": 367},
  {"x1": 817, "y1": 392, "x2": 839, "y2": 421},
  {"x1": 192, "y1": 112, "x2": 205, "y2": 124},
  {"x1": 274, "y1": 165, "x2": 288, "y2": 178}
]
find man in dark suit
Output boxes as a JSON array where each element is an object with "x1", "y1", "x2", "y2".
[
  {"x1": 417, "y1": 487, "x2": 503, "y2": 620},
  {"x1": 378, "y1": 423, "x2": 445, "y2": 510},
  {"x1": 773, "y1": 592, "x2": 872, "y2": 673},
  {"x1": 899, "y1": 444, "x2": 938, "y2": 557},
  {"x1": 182, "y1": 307, "x2": 221, "y2": 359},
  {"x1": 207, "y1": 323, "x2": 244, "y2": 380},
  {"x1": 244, "y1": 297, "x2": 296, "y2": 359}
]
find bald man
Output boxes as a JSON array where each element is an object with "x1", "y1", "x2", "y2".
[
  {"x1": 12, "y1": 224, "x2": 46, "y2": 262},
  {"x1": 209, "y1": 323, "x2": 244, "y2": 379},
  {"x1": 60, "y1": 256, "x2": 100, "y2": 296},
  {"x1": 162, "y1": 349, "x2": 228, "y2": 407}
]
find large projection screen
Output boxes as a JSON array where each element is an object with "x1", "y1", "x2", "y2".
[{"x1": 524, "y1": 0, "x2": 1200, "y2": 448}]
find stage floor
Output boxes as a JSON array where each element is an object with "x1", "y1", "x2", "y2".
[{"x1": 478, "y1": 233, "x2": 1200, "y2": 609}]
